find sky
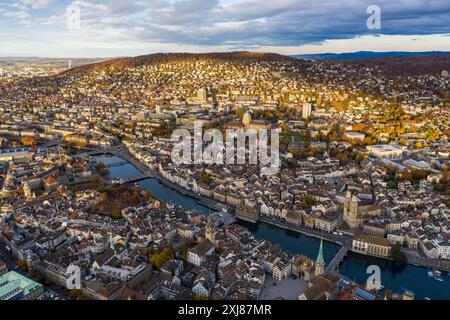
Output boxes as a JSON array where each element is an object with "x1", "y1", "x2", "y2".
[{"x1": 0, "y1": 0, "x2": 449, "y2": 57}]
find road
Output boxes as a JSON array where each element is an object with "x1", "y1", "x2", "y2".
[
  {"x1": 325, "y1": 244, "x2": 351, "y2": 274},
  {"x1": 404, "y1": 250, "x2": 450, "y2": 271},
  {"x1": 259, "y1": 216, "x2": 351, "y2": 246}
]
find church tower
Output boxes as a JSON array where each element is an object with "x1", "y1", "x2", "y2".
[
  {"x1": 205, "y1": 216, "x2": 216, "y2": 245},
  {"x1": 343, "y1": 190, "x2": 360, "y2": 228},
  {"x1": 315, "y1": 238, "x2": 325, "y2": 277},
  {"x1": 242, "y1": 110, "x2": 253, "y2": 127}
]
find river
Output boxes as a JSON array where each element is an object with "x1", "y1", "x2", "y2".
[{"x1": 95, "y1": 154, "x2": 450, "y2": 300}]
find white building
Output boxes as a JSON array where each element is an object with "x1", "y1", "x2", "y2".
[
  {"x1": 403, "y1": 159, "x2": 431, "y2": 170},
  {"x1": 197, "y1": 88, "x2": 207, "y2": 102},
  {"x1": 433, "y1": 240, "x2": 450, "y2": 260},
  {"x1": 187, "y1": 240, "x2": 214, "y2": 267},
  {"x1": 366, "y1": 145, "x2": 404, "y2": 159},
  {"x1": 302, "y1": 103, "x2": 312, "y2": 119},
  {"x1": 345, "y1": 131, "x2": 365, "y2": 142}
]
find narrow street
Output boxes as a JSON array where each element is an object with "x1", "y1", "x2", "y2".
[{"x1": 0, "y1": 243, "x2": 16, "y2": 271}]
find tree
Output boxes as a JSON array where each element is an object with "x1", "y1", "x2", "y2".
[
  {"x1": 69, "y1": 289, "x2": 82, "y2": 300},
  {"x1": 150, "y1": 254, "x2": 163, "y2": 270},
  {"x1": 21, "y1": 136, "x2": 36, "y2": 147},
  {"x1": 390, "y1": 242, "x2": 407, "y2": 263},
  {"x1": 412, "y1": 169, "x2": 428, "y2": 181},
  {"x1": 144, "y1": 191, "x2": 153, "y2": 201},
  {"x1": 200, "y1": 171, "x2": 212, "y2": 184},
  {"x1": 16, "y1": 259, "x2": 28, "y2": 272},
  {"x1": 112, "y1": 208, "x2": 122, "y2": 220},
  {"x1": 400, "y1": 170, "x2": 412, "y2": 181},
  {"x1": 90, "y1": 174, "x2": 103, "y2": 188},
  {"x1": 302, "y1": 195, "x2": 317, "y2": 209},
  {"x1": 96, "y1": 162, "x2": 109, "y2": 176},
  {"x1": 355, "y1": 154, "x2": 364, "y2": 166},
  {"x1": 149, "y1": 247, "x2": 174, "y2": 270},
  {"x1": 336, "y1": 152, "x2": 350, "y2": 165},
  {"x1": 146, "y1": 246, "x2": 156, "y2": 256},
  {"x1": 100, "y1": 192, "x2": 109, "y2": 202},
  {"x1": 235, "y1": 107, "x2": 244, "y2": 119},
  {"x1": 160, "y1": 247, "x2": 174, "y2": 261}
]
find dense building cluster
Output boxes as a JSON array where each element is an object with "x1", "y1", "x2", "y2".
[{"x1": 0, "y1": 53, "x2": 448, "y2": 300}]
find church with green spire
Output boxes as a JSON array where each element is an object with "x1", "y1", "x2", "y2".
[{"x1": 315, "y1": 238, "x2": 325, "y2": 277}]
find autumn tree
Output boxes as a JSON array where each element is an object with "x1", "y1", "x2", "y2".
[
  {"x1": 69, "y1": 289, "x2": 82, "y2": 300},
  {"x1": 235, "y1": 106, "x2": 244, "y2": 119},
  {"x1": 149, "y1": 247, "x2": 174, "y2": 270},
  {"x1": 112, "y1": 208, "x2": 122, "y2": 220},
  {"x1": 336, "y1": 152, "x2": 350, "y2": 165},
  {"x1": 21, "y1": 136, "x2": 36, "y2": 147},
  {"x1": 144, "y1": 191, "x2": 153, "y2": 201},
  {"x1": 16, "y1": 259, "x2": 28, "y2": 272},
  {"x1": 96, "y1": 162, "x2": 109, "y2": 176},
  {"x1": 200, "y1": 171, "x2": 212, "y2": 184},
  {"x1": 400, "y1": 170, "x2": 413, "y2": 181}
]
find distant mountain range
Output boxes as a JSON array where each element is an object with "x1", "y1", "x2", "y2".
[{"x1": 292, "y1": 51, "x2": 450, "y2": 60}]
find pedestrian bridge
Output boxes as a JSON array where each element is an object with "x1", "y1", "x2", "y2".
[
  {"x1": 105, "y1": 161, "x2": 129, "y2": 168},
  {"x1": 325, "y1": 244, "x2": 350, "y2": 275},
  {"x1": 121, "y1": 172, "x2": 155, "y2": 184}
]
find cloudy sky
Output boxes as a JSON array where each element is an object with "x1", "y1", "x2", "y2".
[{"x1": 0, "y1": 0, "x2": 449, "y2": 57}]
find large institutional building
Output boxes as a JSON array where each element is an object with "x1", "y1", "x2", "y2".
[
  {"x1": 366, "y1": 145, "x2": 404, "y2": 159},
  {"x1": 343, "y1": 191, "x2": 383, "y2": 228},
  {"x1": 0, "y1": 271, "x2": 44, "y2": 300}
]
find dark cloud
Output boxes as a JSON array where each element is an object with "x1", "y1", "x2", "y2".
[
  {"x1": 120, "y1": 0, "x2": 450, "y2": 46},
  {"x1": 5, "y1": 0, "x2": 450, "y2": 48}
]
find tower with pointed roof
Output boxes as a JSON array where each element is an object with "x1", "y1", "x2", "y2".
[
  {"x1": 315, "y1": 238, "x2": 325, "y2": 276},
  {"x1": 205, "y1": 216, "x2": 216, "y2": 245},
  {"x1": 242, "y1": 110, "x2": 253, "y2": 127}
]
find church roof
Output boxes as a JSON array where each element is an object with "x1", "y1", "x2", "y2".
[{"x1": 316, "y1": 238, "x2": 325, "y2": 266}]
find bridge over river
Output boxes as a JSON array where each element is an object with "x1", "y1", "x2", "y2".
[
  {"x1": 325, "y1": 244, "x2": 350, "y2": 275},
  {"x1": 73, "y1": 146, "x2": 151, "y2": 174}
]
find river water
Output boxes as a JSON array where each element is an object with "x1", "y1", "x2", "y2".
[{"x1": 95, "y1": 154, "x2": 450, "y2": 300}]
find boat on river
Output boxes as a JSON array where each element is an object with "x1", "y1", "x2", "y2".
[{"x1": 434, "y1": 274, "x2": 444, "y2": 282}]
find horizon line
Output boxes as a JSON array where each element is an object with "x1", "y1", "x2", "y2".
[{"x1": 1, "y1": 50, "x2": 450, "y2": 60}]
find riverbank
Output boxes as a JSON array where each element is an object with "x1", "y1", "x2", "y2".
[
  {"x1": 93, "y1": 152, "x2": 450, "y2": 300},
  {"x1": 97, "y1": 150, "x2": 449, "y2": 271},
  {"x1": 257, "y1": 216, "x2": 449, "y2": 272},
  {"x1": 257, "y1": 216, "x2": 347, "y2": 246},
  {"x1": 151, "y1": 172, "x2": 230, "y2": 213}
]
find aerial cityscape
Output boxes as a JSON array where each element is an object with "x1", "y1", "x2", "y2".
[{"x1": 0, "y1": 0, "x2": 449, "y2": 305}]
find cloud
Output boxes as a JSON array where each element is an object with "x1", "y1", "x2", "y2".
[
  {"x1": 39, "y1": 13, "x2": 63, "y2": 25},
  {"x1": 19, "y1": 0, "x2": 54, "y2": 10},
  {"x1": 3, "y1": 10, "x2": 30, "y2": 19},
  {"x1": 64, "y1": 0, "x2": 450, "y2": 47},
  {"x1": 2, "y1": 0, "x2": 450, "y2": 57}
]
